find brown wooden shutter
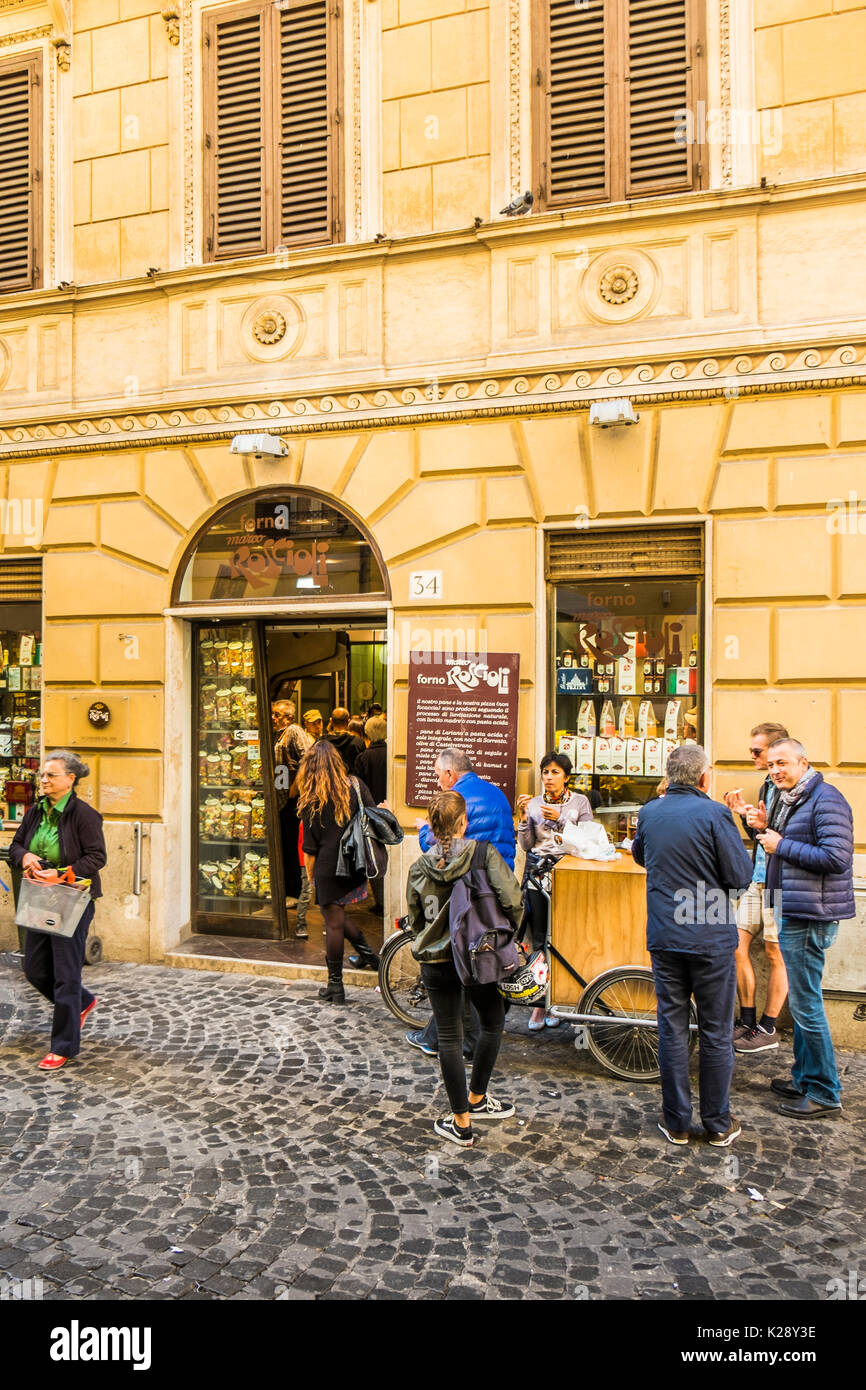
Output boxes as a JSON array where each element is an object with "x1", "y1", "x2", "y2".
[
  {"x1": 0, "y1": 56, "x2": 41, "y2": 293},
  {"x1": 539, "y1": 0, "x2": 610, "y2": 208},
  {"x1": 625, "y1": 0, "x2": 696, "y2": 196},
  {"x1": 279, "y1": 0, "x2": 335, "y2": 246},
  {"x1": 534, "y1": 0, "x2": 704, "y2": 211},
  {"x1": 205, "y1": 5, "x2": 268, "y2": 259}
]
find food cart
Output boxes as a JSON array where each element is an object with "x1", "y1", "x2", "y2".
[{"x1": 545, "y1": 851, "x2": 695, "y2": 1081}]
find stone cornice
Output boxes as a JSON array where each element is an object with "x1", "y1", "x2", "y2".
[
  {"x1": 1, "y1": 171, "x2": 865, "y2": 318},
  {"x1": 1, "y1": 340, "x2": 864, "y2": 458}
]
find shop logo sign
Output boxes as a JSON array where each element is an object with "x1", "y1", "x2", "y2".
[
  {"x1": 446, "y1": 661, "x2": 511, "y2": 694},
  {"x1": 228, "y1": 538, "x2": 330, "y2": 590},
  {"x1": 556, "y1": 668, "x2": 593, "y2": 695}
]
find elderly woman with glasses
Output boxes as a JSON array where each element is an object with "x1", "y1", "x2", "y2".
[{"x1": 9, "y1": 750, "x2": 107, "y2": 1071}]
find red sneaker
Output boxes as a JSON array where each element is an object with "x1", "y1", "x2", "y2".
[
  {"x1": 38, "y1": 1053, "x2": 68, "y2": 1071},
  {"x1": 80, "y1": 997, "x2": 98, "y2": 1029}
]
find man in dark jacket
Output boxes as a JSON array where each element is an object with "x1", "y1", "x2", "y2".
[
  {"x1": 757, "y1": 739, "x2": 855, "y2": 1118},
  {"x1": 632, "y1": 744, "x2": 753, "y2": 1146},
  {"x1": 325, "y1": 708, "x2": 364, "y2": 776}
]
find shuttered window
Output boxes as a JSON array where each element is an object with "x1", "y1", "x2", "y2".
[
  {"x1": 0, "y1": 55, "x2": 41, "y2": 293},
  {"x1": 546, "y1": 526, "x2": 703, "y2": 582},
  {"x1": 203, "y1": 0, "x2": 339, "y2": 262},
  {"x1": 534, "y1": 0, "x2": 704, "y2": 212}
]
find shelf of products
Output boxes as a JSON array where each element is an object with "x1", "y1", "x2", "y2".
[
  {"x1": 0, "y1": 622, "x2": 42, "y2": 822},
  {"x1": 553, "y1": 579, "x2": 701, "y2": 813},
  {"x1": 194, "y1": 624, "x2": 273, "y2": 917}
]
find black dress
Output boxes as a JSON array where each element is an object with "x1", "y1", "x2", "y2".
[{"x1": 301, "y1": 778, "x2": 375, "y2": 907}]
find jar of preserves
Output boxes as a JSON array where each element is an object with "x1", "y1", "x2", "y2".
[{"x1": 230, "y1": 685, "x2": 247, "y2": 722}]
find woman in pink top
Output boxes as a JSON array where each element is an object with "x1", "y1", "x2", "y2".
[{"x1": 516, "y1": 751, "x2": 594, "y2": 1031}]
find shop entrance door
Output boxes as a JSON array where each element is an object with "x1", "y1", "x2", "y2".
[{"x1": 191, "y1": 616, "x2": 387, "y2": 940}]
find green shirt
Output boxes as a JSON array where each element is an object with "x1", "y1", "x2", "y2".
[{"x1": 28, "y1": 791, "x2": 72, "y2": 868}]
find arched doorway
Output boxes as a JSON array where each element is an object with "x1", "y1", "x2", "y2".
[{"x1": 172, "y1": 488, "x2": 390, "y2": 942}]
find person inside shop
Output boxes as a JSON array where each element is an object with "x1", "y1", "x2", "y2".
[
  {"x1": 297, "y1": 740, "x2": 380, "y2": 1004},
  {"x1": 355, "y1": 715, "x2": 387, "y2": 806},
  {"x1": 325, "y1": 707, "x2": 365, "y2": 776},
  {"x1": 352, "y1": 714, "x2": 389, "y2": 919},
  {"x1": 367, "y1": 703, "x2": 384, "y2": 719},
  {"x1": 517, "y1": 751, "x2": 594, "y2": 1033},
  {"x1": 302, "y1": 709, "x2": 324, "y2": 742},
  {"x1": 407, "y1": 747, "x2": 516, "y2": 1060},
  {"x1": 272, "y1": 699, "x2": 312, "y2": 933},
  {"x1": 723, "y1": 721, "x2": 790, "y2": 1055},
  {"x1": 406, "y1": 789, "x2": 521, "y2": 1147},
  {"x1": 10, "y1": 750, "x2": 107, "y2": 1072}
]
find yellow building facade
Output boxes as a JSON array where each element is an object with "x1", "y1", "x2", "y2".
[{"x1": 0, "y1": 0, "x2": 865, "y2": 1018}]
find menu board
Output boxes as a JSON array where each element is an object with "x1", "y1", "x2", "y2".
[{"x1": 406, "y1": 652, "x2": 520, "y2": 807}]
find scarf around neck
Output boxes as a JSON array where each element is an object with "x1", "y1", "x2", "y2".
[{"x1": 779, "y1": 765, "x2": 819, "y2": 807}]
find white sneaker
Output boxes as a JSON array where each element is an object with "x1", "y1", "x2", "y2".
[{"x1": 467, "y1": 1094, "x2": 515, "y2": 1120}]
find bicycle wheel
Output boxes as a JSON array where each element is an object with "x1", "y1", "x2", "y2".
[
  {"x1": 378, "y1": 931, "x2": 431, "y2": 1029},
  {"x1": 578, "y1": 967, "x2": 697, "y2": 1084}
]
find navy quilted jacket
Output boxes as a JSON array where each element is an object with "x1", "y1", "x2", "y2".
[{"x1": 766, "y1": 773, "x2": 855, "y2": 922}]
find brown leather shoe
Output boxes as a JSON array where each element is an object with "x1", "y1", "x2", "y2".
[{"x1": 706, "y1": 1117, "x2": 742, "y2": 1146}]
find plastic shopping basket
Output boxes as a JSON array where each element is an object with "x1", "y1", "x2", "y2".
[{"x1": 15, "y1": 871, "x2": 92, "y2": 939}]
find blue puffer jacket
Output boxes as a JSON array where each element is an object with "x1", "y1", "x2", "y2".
[
  {"x1": 766, "y1": 773, "x2": 855, "y2": 922},
  {"x1": 418, "y1": 770, "x2": 516, "y2": 869}
]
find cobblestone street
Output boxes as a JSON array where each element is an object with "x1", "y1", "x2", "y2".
[{"x1": 1, "y1": 960, "x2": 864, "y2": 1302}]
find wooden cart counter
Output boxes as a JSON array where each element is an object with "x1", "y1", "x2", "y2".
[{"x1": 550, "y1": 853, "x2": 649, "y2": 1005}]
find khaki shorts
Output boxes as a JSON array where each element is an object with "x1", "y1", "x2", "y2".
[{"x1": 736, "y1": 879, "x2": 779, "y2": 943}]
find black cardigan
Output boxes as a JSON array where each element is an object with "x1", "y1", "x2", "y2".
[
  {"x1": 302, "y1": 778, "x2": 374, "y2": 907},
  {"x1": 9, "y1": 789, "x2": 108, "y2": 899}
]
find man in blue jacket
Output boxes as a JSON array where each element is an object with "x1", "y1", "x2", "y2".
[
  {"x1": 756, "y1": 738, "x2": 855, "y2": 1119},
  {"x1": 416, "y1": 747, "x2": 516, "y2": 869},
  {"x1": 632, "y1": 744, "x2": 753, "y2": 1146},
  {"x1": 408, "y1": 747, "x2": 517, "y2": 1058}
]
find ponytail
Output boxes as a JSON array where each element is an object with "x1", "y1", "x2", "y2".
[{"x1": 428, "y1": 790, "x2": 467, "y2": 868}]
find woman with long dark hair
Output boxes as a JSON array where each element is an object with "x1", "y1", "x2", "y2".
[
  {"x1": 297, "y1": 739, "x2": 379, "y2": 1004},
  {"x1": 407, "y1": 790, "x2": 522, "y2": 1147}
]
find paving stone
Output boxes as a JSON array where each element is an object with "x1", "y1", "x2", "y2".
[{"x1": 1, "y1": 961, "x2": 863, "y2": 1301}]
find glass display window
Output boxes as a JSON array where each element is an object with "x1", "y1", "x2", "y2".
[
  {"x1": 552, "y1": 578, "x2": 702, "y2": 835},
  {"x1": 0, "y1": 604, "x2": 43, "y2": 823},
  {"x1": 193, "y1": 621, "x2": 284, "y2": 935}
]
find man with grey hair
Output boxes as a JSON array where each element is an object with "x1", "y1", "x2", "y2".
[
  {"x1": 632, "y1": 745, "x2": 753, "y2": 1146},
  {"x1": 755, "y1": 738, "x2": 854, "y2": 1118},
  {"x1": 415, "y1": 747, "x2": 516, "y2": 870}
]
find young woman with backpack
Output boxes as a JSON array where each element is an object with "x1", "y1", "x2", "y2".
[{"x1": 406, "y1": 790, "x2": 523, "y2": 1147}]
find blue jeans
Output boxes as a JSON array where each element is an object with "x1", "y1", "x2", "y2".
[
  {"x1": 651, "y1": 949, "x2": 737, "y2": 1133},
  {"x1": 778, "y1": 917, "x2": 841, "y2": 1108}
]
